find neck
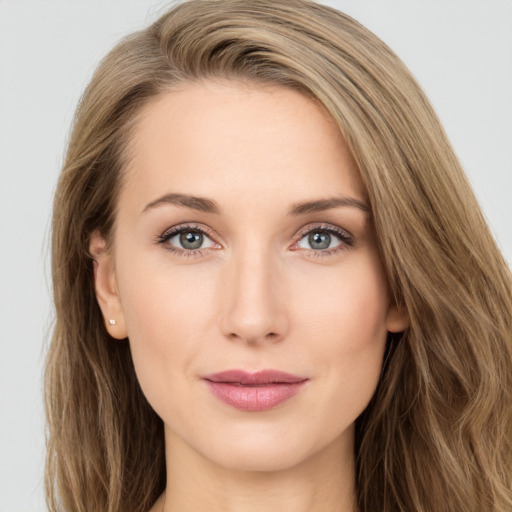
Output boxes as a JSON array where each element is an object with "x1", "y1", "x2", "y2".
[{"x1": 158, "y1": 424, "x2": 358, "y2": 512}]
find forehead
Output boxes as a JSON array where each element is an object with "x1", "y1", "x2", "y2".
[{"x1": 121, "y1": 80, "x2": 366, "y2": 211}]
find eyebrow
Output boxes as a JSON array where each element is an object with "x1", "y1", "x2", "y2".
[
  {"x1": 288, "y1": 196, "x2": 370, "y2": 215},
  {"x1": 142, "y1": 193, "x2": 370, "y2": 215},
  {"x1": 143, "y1": 193, "x2": 221, "y2": 214}
]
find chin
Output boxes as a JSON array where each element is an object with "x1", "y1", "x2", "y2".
[
  {"x1": 208, "y1": 442, "x2": 309, "y2": 473},
  {"x1": 194, "y1": 423, "x2": 330, "y2": 473}
]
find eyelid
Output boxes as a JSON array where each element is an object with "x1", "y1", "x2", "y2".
[
  {"x1": 290, "y1": 222, "x2": 354, "y2": 256},
  {"x1": 158, "y1": 223, "x2": 219, "y2": 244},
  {"x1": 156, "y1": 223, "x2": 222, "y2": 257},
  {"x1": 156, "y1": 222, "x2": 354, "y2": 258},
  {"x1": 293, "y1": 222, "x2": 353, "y2": 243}
]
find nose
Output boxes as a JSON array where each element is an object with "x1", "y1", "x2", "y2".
[{"x1": 219, "y1": 245, "x2": 289, "y2": 345}]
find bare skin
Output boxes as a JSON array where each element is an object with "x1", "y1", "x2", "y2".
[{"x1": 91, "y1": 81, "x2": 408, "y2": 512}]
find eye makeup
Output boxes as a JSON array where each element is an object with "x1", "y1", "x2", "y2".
[
  {"x1": 290, "y1": 223, "x2": 354, "y2": 259},
  {"x1": 155, "y1": 223, "x2": 220, "y2": 259},
  {"x1": 155, "y1": 222, "x2": 355, "y2": 259}
]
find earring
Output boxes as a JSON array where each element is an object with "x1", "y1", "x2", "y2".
[{"x1": 109, "y1": 319, "x2": 117, "y2": 325}]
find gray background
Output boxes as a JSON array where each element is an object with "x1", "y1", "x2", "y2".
[{"x1": 1, "y1": 1, "x2": 511, "y2": 510}]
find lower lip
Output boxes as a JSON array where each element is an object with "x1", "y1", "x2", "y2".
[{"x1": 204, "y1": 380, "x2": 308, "y2": 411}]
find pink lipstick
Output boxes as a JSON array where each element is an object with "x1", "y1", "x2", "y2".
[{"x1": 202, "y1": 369, "x2": 309, "y2": 411}]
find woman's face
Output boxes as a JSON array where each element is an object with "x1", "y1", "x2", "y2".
[{"x1": 92, "y1": 81, "x2": 407, "y2": 472}]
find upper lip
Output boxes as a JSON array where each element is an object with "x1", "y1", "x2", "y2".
[{"x1": 203, "y1": 369, "x2": 308, "y2": 385}]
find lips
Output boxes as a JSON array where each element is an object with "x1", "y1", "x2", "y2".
[{"x1": 202, "y1": 369, "x2": 309, "y2": 411}]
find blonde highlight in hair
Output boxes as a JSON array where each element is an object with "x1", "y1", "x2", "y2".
[{"x1": 46, "y1": 1, "x2": 512, "y2": 511}]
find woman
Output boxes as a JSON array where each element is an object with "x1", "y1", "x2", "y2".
[{"x1": 45, "y1": 1, "x2": 512, "y2": 511}]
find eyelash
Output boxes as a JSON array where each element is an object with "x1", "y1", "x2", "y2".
[
  {"x1": 156, "y1": 224, "x2": 217, "y2": 259},
  {"x1": 294, "y1": 224, "x2": 354, "y2": 258},
  {"x1": 156, "y1": 223, "x2": 354, "y2": 259}
]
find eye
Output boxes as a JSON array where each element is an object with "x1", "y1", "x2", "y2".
[
  {"x1": 157, "y1": 224, "x2": 220, "y2": 255},
  {"x1": 293, "y1": 224, "x2": 353, "y2": 256},
  {"x1": 168, "y1": 229, "x2": 215, "y2": 250}
]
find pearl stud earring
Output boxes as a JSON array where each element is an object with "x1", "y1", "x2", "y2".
[{"x1": 109, "y1": 319, "x2": 117, "y2": 325}]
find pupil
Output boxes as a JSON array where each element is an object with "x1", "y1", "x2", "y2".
[
  {"x1": 180, "y1": 231, "x2": 203, "y2": 250},
  {"x1": 309, "y1": 231, "x2": 330, "y2": 250}
]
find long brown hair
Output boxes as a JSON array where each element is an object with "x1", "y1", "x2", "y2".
[{"x1": 46, "y1": 1, "x2": 512, "y2": 511}]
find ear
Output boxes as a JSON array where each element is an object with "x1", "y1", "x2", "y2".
[
  {"x1": 89, "y1": 231, "x2": 128, "y2": 340},
  {"x1": 385, "y1": 302, "x2": 409, "y2": 333}
]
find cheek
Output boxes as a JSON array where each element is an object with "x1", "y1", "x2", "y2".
[
  {"x1": 115, "y1": 254, "x2": 219, "y2": 408},
  {"x1": 296, "y1": 253, "x2": 390, "y2": 351},
  {"x1": 294, "y1": 255, "x2": 389, "y2": 414}
]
